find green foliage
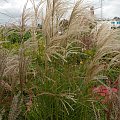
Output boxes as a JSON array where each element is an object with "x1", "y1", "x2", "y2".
[
  {"x1": 23, "y1": 31, "x2": 31, "y2": 41},
  {"x1": 7, "y1": 32, "x2": 21, "y2": 44},
  {"x1": 5, "y1": 29, "x2": 31, "y2": 44},
  {"x1": 23, "y1": 44, "x2": 106, "y2": 120},
  {"x1": 107, "y1": 66, "x2": 120, "y2": 82}
]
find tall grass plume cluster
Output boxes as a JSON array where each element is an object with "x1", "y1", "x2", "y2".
[{"x1": 0, "y1": 0, "x2": 120, "y2": 120}]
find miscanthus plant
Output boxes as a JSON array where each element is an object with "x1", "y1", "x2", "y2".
[{"x1": 0, "y1": 0, "x2": 120, "y2": 120}]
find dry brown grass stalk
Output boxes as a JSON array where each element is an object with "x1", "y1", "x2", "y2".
[{"x1": 86, "y1": 25, "x2": 120, "y2": 82}]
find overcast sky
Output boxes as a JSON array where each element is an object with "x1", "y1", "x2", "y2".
[{"x1": 0, "y1": 0, "x2": 120, "y2": 24}]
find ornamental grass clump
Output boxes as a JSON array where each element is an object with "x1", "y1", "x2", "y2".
[{"x1": 0, "y1": 0, "x2": 120, "y2": 120}]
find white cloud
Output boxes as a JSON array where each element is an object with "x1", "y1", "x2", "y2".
[
  {"x1": 103, "y1": 0, "x2": 120, "y2": 18},
  {"x1": 0, "y1": 0, "x2": 120, "y2": 24},
  {"x1": 93, "y1": 0, "x2": 120, "y2": 18},
  {"x1": 0, "y1": 0, "x2": 32, "y2": 24}
]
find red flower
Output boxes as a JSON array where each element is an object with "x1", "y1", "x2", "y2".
[
  {"x1": 93, "y1": 85, "x2": 118, "y2": 103},
  {"x1": 111, "y1": 88, "x2": 117, "y2": 92}
]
